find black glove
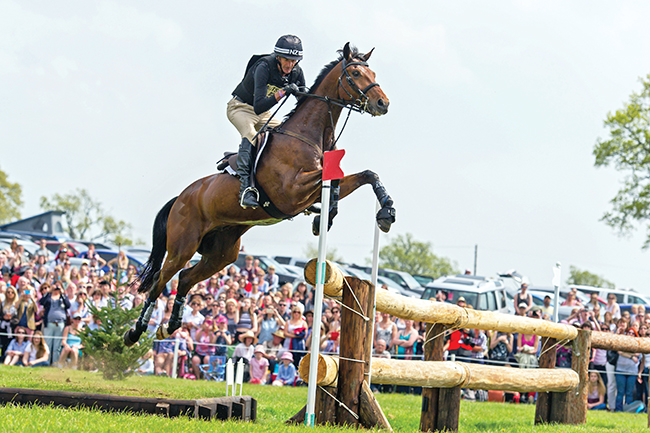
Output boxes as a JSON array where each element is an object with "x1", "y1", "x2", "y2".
[{"x1": 282, "y1": 83, "x2": 299, "y2": 96}]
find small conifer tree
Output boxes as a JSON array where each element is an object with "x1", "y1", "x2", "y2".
[{"x1": 79, "y1": 292, "x2": 153, "y2": 380}]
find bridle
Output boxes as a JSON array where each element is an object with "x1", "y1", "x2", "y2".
[{"x1": 273, "y1": 56, "x2": 382, "y2": 153}]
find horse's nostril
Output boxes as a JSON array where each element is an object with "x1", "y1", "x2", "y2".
[{"x1": 377, "y1": 99, "x2": 385, "y2": 107}]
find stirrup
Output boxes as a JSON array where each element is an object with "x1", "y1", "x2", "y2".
[{"x1": 240, "y1": 186, "x2": 260, "y2": 209}]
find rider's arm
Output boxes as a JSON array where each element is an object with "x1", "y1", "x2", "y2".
[{"x1": 252, "y1": 62, "x2": 280, "y2": 115}]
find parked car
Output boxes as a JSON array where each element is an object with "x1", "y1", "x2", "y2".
[
  {"x1": 335, "y1": 264, "x2": 405, "y2": 296},
  {"x1": 43, "y1": 240, "x2": 87, "y2": 257},
  {"x1": 571, "y1": 285, "x2": 650, "y2": 306},
  {"x1": 273, "y1": 256, "x2": 311, "y2": 269},
  {"x1": 0, "y1": 238, "x2": 40, "y2": 259},
  {"x1": 233, "y1": 253, "x2": 300, "y2": 286},
  {"x1": 422, "y1": 275, "x2": 510, "y2": 314},
  {"x1": 412, "y1": 274, "x2": 434, "y2": 287}
]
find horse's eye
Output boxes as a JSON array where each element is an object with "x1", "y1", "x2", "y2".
[{"x1": 352, "y1": 70, "x2": 361, "y2": 78}]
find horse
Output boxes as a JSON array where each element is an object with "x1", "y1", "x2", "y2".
[{"x1": 124, "y1": 42, "x2": 396, "y2": 346}]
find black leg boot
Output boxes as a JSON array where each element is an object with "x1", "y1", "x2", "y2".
[{"x1": 236, "y1": 137, "x2": 259, "y2": 209}]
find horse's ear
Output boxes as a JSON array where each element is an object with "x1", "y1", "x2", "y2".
[
  {"x1": 343, "y1": 42, "x2": 352, "y2": 61},
  {"x1": 362, "y1": 48, "x2": 374, "y2": 61}
]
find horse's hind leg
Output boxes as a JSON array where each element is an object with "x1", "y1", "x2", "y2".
[{"x1": 158, "y1": 226, "x2": 249, "y2": 339}]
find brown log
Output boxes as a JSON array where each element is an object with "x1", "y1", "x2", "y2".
[
  {"x1": 535, "y1": 337, "x2": 558, "y2": 425},
  {"x1": 591, "y1": 330, "x2": 650, "y2": 353},
  {"x1": 305, "y1": 259, "x2": 578, "y2": 341},
  {"x1": 285, "y1": 386, "x2": 337, "y2": 426},
  {"x1": 364, "y1": 280, "x2": 376, "y2": 377},
  {"x1": 420, "y1": 323, "x2": 446, "y2": 433},
  {"x1": 549, "y1": 391, "x2": 569, "y2": 423},
  {"x1": 566, "y1": 329, "x2": 590, "y2": 424},
  {"x1": 299, "y1": 353, "x2": 339, "y2": 387},
  {"x1": 437, "y1": 387, "x2": 461, "y2": 432},
  {"x1": 336, "y1": 277, "x2": 370, "y2": 427},
  {"x1": 359, "y1": 380, "x2": 392, "y2": 431},
  {"x1": 301, "y1": 355, "x2": 579, "y2": 393}
]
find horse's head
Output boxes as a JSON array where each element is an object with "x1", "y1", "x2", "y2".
[{"x1": 338, "y1": 42, "x2": 389, "y2": 116}]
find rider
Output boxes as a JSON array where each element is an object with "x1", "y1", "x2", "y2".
[{"x1": 227, "y1": 35, "x2": 306, "y2": 209}]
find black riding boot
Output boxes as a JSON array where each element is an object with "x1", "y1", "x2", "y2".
[{"x1": 236, "y1": 137, "x2": 259, "y2": 209}]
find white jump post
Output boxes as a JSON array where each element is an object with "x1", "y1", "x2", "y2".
[
  {"x1": 552, "y1": 262, "x2": 561, "y2": 323},
  {"x1": 305, "y1": 149, "x2": 345, "y2": 427},
  {"x1": 367, "y1": 200, "x2": 381, "y2": 386}
]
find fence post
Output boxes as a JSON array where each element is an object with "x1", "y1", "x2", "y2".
[
  {"x1": 535, "y1": 337, "x2": 558, "y2": 424},
  {"x1": 566, "y1": 329, "x2": 590, "y2": 424},
  {"x1": 336, "y1": 277, "x2": 371, "y2": 427},
  {"x1": 419, "y1": 323, "x2": 460, "y2": 432}
]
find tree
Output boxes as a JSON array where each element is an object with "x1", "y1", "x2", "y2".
[
  {"x1": 304, "y1": 243, "x2": 344, "y2": 262},
  {"x1": 40, "y1": 188, "x2": 135, "y2": 244},
  {"x1": 594, "y1": 74, "x2": 650, "y2": 248},
  {"x1": 78, "y1": 292, "x2": 153, "y2": 380},
  {"x1": 566, "y1": 265, "x2": 615, "y2": 289},
  {"x1": 377, "y1": 233, "x2": 458, "y2": 278},
  {"x1": 0, "y1": 167, "x2": 23, "y2": 224}
]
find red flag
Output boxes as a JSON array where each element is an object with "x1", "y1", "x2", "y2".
[{"x1": 322, "y1": 149, "x2": 345, "y2": 181}]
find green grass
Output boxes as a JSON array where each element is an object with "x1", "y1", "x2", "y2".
[{"x1": 0, "y1": 366, "x2": 647, "y2": 432}]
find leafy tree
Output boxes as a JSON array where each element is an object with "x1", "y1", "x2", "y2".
[
  {"x1": 78, "y1": 292, "x2": 152, "y2": 380},
  {"x1": 378, "y1": 233, "x2": 458, "y2": 278},
  {"x1": 594, "y1": 74, "x2": 650, "y2": 248},
  {"x1": 304, "y1": 243, "x2": 344, "y2": 262},
  {"x1": 566, "y1": 265, "x2": 615, "y2": 289},
  {"x1": 0, "y1": 167, "x2": 23, "y2": 224},
  {"x1": 40, "y1": 188, "x2": 134, "y2": 244}
]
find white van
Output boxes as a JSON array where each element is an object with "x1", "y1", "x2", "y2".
[
  {"x1": 571, "y1": 285, "x2": 650, "y2": 306},
  {"x1": 422, "y1": 275, "x2": 510, "y2": 314}
]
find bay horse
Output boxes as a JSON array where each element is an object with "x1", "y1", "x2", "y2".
[{"x1": 124, "y1": 42, "x2": 395, "y2": 346}]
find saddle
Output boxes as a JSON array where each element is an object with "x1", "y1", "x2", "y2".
[{"x1": 215, "y1": 132, "x2": 268, "y2": 173}]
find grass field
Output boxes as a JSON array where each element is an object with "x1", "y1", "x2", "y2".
[{"x1": 0, "y1": 365, "x2": 647, "y2": 432}]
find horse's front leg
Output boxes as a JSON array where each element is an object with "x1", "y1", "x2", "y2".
[
  {"x1": 311, "y1": 178, "x2": 340, "y2": 236},
  {"x1": 339, "y1": 170, "x2": 395, "y2": 233}
]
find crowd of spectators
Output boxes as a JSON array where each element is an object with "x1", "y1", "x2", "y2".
[{"x1": 1, "y1": 240, "x2": 649, "y2": 410}]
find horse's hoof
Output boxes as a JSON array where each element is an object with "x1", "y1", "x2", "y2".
[
  {"x1": 312, "y1": 215, "x2": 321, "y2": 236},
  {"x1": 156, "y1": 325, "x2": 170, "y2": 341},
  {"x1": 376, "y1": 206, "x2": 396, "y2": 233},
  {"x1": 123, "y1": 329, "x2": 137, "y2": 347}
]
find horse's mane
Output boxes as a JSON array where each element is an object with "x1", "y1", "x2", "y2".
[{"x1": 284, "y1": 45, "x2": 363, "y2": 120}]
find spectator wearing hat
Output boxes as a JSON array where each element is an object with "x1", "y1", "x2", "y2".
[
  {"x1": 214, "y1": 315, "x2": 231, "y2": 356},
  {"x1": 233, "y1": 330, "x2": 257, "y2": 366},
  {"x1": 540, "y1": 296, "x2": 554, "y2": 317},
  {"x1": 456, "y1": 297, "x2": 467, "y2": 308},
  {"x1": 250, "y1": 345, "x2": 270, "y2": 384},
  {"x1": 273, "y1": 351, "x2": 296, "y2": 386},
  {"x1": 39, "y1": 282, "x2": 71, "y2": 365},
  {"x1": 516, "y1": 302, "x2": 528, "y2": 317},
  {"x1": 257, "y1": 305, "x2": 285, "y2": 346},
  {"x1": 58, "y1": 313, "x2": 84, "y2": 368},
  {"x1": 515, "y1": 283, "x2": 532, "y2": 314},
  {"x1": 3, "y1": 326, "x2": 29, "y2": 365}
]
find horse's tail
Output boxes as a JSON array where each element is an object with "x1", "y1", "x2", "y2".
[{"x1": 136, "y1": 196, "x2": 178, "y2": 294}]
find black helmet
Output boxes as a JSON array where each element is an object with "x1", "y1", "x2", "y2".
[{"x1": 274, "y1": 35, "x2": 303, "y2": 60}]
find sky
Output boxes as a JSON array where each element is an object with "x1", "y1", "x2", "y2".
[{"x1": 2, "y1": 1, "x2": 650, "y2": 293}]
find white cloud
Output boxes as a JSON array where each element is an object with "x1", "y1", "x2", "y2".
[
  {"x1": 51, "y1": 56, "x2": 78, "y2": 78},
  {"x1": 90, "y1": 0, "x2": 183, "y2": 51}
]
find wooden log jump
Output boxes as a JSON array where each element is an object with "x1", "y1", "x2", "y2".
[
  {"x1": 304, "y1": 259, "x2": 578, "y2": 341},
  {"x1": 299, "y1": 354, "x2": 579, "y2": 393}
]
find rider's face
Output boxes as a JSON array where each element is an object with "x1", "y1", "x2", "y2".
[{"x1": 277, "y1": 56, "x2": 298, "y2": 75}]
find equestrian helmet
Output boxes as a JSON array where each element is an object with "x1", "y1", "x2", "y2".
[{"x1": 274, "y1": 35, "x2": 303, "y2": 60}]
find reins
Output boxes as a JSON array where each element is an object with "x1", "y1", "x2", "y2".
[{"x1": 275, "y1": 56, "x2": 381, "y2": 154}]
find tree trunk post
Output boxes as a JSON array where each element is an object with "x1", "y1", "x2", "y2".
[
  {"x1": 336, "y1": 277, "x2": 371, "y2": 427},
  {"x1": 535, "y1": 336, "x2": 557, "y2": 424},
  {"x1": 566, "y1": 329, "x2": 590, "y2": 424},
  {"x1": 420, "y1": 322, "x2": 448, "y2": 432}
]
